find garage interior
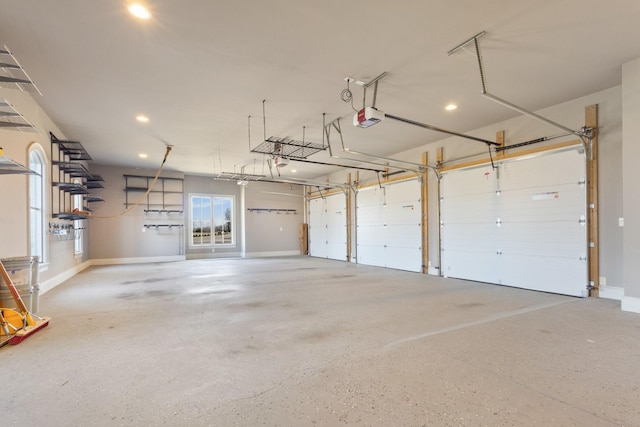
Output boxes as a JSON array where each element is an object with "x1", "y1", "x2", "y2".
[{"x1": 1, "y1": 1, "x2": 640, "y2": 425}]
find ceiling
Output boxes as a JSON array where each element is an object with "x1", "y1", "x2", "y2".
[{"x1": 1, "y1": 1, "x2": 640, "y2": 181}]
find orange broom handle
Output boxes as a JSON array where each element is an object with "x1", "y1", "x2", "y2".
[{"x1": 0, "y1": 261, "x2": 29, "y2": 314}]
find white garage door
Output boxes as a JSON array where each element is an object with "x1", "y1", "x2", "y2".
[
  {"x1": 356, "y1": 179, "x2": 422, "y2": 272},
  {"x1": 440, "y1": 147, "x2": 588, "y2": 297},
  {"x1": 308, "y1": 193, "x2": 347, "y2": 261}
]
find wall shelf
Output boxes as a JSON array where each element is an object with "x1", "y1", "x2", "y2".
[
  {"x1": 123, "y1": 175, "x2": 184, "y2": 213},
  {"x1": 0, "y1": 152, "x2": 37, "y2": 175},
  {"x1": 51, "y1": 132, "x2": 104, "y2": 220}
]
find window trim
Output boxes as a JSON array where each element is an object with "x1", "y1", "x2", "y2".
[
  {"x1": 73, "y1": 178, "x2": 83, "y2": 256},
  {"x1": 28, "y1": 143, "x2": 48, "y2": 267},
  {"x1": 188, "y1": 193, "x2": 235, "y2": 248}
]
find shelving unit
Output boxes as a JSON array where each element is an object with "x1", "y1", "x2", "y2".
[
  {"x1": 0, "y1": 99, "x2": 39, "y2": 133},
  {"x1": 50, "y1": 133, "x2": 104, "y2": 220},
  {"x1": 123, "y1": 175, "x2": 184, "y2": 213}
]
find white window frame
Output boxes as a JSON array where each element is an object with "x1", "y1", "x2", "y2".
[
  {"x1": 73, "y1": 178, "x2": 84, "y2": 256},
  {"x1": 188, "y1": 194, "x2": 235, "y2": 248},
  {"x1": 28, "y1": 144, "x2": 47, "y2": 267}
]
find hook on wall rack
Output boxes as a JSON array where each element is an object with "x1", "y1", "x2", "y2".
[{"x1": 247, "y1": 208, "x2": 298, "y2": 214}]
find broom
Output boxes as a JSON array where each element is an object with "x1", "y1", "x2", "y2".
[{"x1": 0, "y1": 260, "x2": 50, "y2": 345}]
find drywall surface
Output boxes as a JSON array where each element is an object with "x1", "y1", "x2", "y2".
[
  {"x1": 0, "y1": 87, "x2": 89, "y2": 286},
  {"x1": 243, "y1": 181, "x2": 304, "y2": 255},
  {"x1": 88, "y1": 164, "x2": 185, "y2": 261},
  {"x1": 622, "y1": 58, "x2": 640, "y2": 303}
]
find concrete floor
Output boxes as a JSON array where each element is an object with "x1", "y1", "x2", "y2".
[{"x1": 2, "y1": 256, "x2": 640, "y2": 426}]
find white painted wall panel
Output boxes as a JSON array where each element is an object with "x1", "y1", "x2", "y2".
[{"x1": 440, "y1": 148, "x2": 587, "y2": 297}]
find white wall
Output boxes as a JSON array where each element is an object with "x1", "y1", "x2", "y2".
[
  {"x1": 0, "y1": 87, "x2": 90, "y2": 291},
  {"x1": 622, "y1": 57, "x2": 640, "y2": 312},
  {"x1": 88, "y1": 164, "x2": 185, "y2": 262},
  {"x1": 243, "y1": 181, "x2": 304, "y2": 256}
]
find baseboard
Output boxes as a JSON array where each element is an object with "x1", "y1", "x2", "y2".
[
  {"x1": 39, "y1": 260, "x2": 91, "y2": 295},
  {"x1": 186, "y1": 250, "x2": 301, "y2": 260},
  {"x1": 186, "y1": 252, "x2": 243, "y2": 260},
  {"x1": 599, "y1": 285, "x2": 624, "y2": 301},
  {"x1": 90, "y1": 255, "x2": 186, "y2": 266},
  {"x1": 621, "y1": 295, "x2": 640, "y2": 314},
  {"x1": 243, "y1": 250, "x2": 301, "y2": 258}
]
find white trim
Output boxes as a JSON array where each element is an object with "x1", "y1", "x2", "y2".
[
  {"x1": 91, "y1": 255, "x2": 186, "y2": 266},
  {"x1": 186, "y1": 252, "x2": 243, "y2": 260},
  {"x1": 186, "y1": 250, "x2": 300, "y2": 260},
  {"x1": 621, "y1": 295, "x2": 640, "y2": 314},
  {"x1": 188, "y1": 193, "x2": 236, "y2": 249},
  {"x1": 243, "y1": 250, "x2": 301, "y2": 258},
  {"x1": 39, "y1": 260, "x2": 91, "y2": 294},
  {"x1": 599, "y1": 285, "x2": 624, "y2": 301}
]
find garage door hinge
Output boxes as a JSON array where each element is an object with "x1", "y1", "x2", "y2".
[
  {"x1": 589, "y1": 203, "x2": 595, "y2": 209},
  {"x1": 589, "y1": 242, "x2": 595, "y2": 248},
  {"x1": 588, "y1": 281, "x2": 595, "y2": 289}
]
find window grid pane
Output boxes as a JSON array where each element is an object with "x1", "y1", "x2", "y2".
[{"x1": 191, "y1": 195, "x2": 233, "y2": 246}]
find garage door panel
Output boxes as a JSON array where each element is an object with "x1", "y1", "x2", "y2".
[
  {"x1": 385, "y1": 224, "x2": 422, "y2": 247},
  {"x1": 441, "y1": 251, "x2": 501, "y2": 284},
  {"x1": 442, "y1": 222, "x2": 498, "y2": 248},
  {"x1": 357, "y1": 225, "x2": 381, "y2": 245},
  {"x1": 499, "y1": 149, "x2": 584, "y2": 190},
  {"x1": 356, "y1": 179, "x2": 422, "y2": 272},
  {"x1": 441, "y1": 167, "x2": 497, "y2": 197},
  {"x1": 384, "y1": 205, "x2": 419, "y2": 225},
  {"x1": 441, "y1": 194, "x2": 498, "y2": 223},
  {"x1": 327, "y1": 225, "x2": 346, "y2": 243},
  {"x1": 385, "y1": 246, "x2": 422, "y2": 272},
  {"x1": 357, "y1": 206, "x2": 383, "y2": 226},
  {"x1": 357, "y1": 245, "x2": 386, "y2": 267},
  {"x1": 327, "y1": 243, "x2": 347, "y2": 261},
  {"x1": 357, "y1": 188, "x2": 383, "y2": 206},
  {"x1": 499, "y1": 223, "x2": 586, "y2": 256},
  {"x1": 440, "y1": 148, "x2": 587, "y2": 297},
  {"x1": 308, "y1": 194, "x2": 346, "y2": 261},
  {"x1": 385, "y1": 180, "x2": 420, "y2": 204},
  {"x1": 499, "y1": 253, "x2": 587, "y2": 297}
]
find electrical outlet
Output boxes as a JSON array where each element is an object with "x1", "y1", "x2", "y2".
[
  {"x1": 619, "y1": 217, "x2": 624, "y2": 227},
  {"x1": 599, "y1": 276, "x2": 607, "y2": 287}
]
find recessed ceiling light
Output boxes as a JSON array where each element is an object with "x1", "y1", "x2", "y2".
[
  {"x1": 128, "y1": 3, "x2": 151, "y2": 19},
  {"x1": 445, "y1": 103, "x2": 458, "y2": 111},
  {"x1": 136, "y1": 115, "x2": 149, "y2": 123},
  {"x1": 291, "y1": 169, "x2": 297, "y2": 173},
  {"x1": 138, "y1": 153, "x2": 148, "y2": 159}
]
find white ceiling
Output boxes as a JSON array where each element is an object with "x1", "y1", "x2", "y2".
[{"x1": 1, "y1": 1, "x2": 640, "y2": 180}]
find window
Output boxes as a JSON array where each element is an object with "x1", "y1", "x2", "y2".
[
  {"x1": 190, "y1": 195, "x2": 234, "y2": 247},
  {"x1": 28, "y1": 145, "x2": 47, "y2": 264},
  {"x1": 73, "y1": 179, "x2": 83, "y2": 256}
]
